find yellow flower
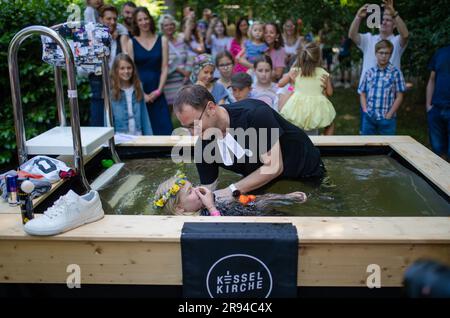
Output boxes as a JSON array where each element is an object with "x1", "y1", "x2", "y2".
[
  {"x1": 179, "y1": 179, "x2": 186, "y2": 185},
  {"x1": 154, "y1": 199, "x2": 165, "y2": 207},
  {"x1": 169, "y1": 184, "x2": 180, "y2": 195}
]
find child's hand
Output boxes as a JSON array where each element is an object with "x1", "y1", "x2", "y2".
[
  {"x1": 320, "y1": 74, "x2": 328, "y2": 90},
  {"x1": 144, "y1": 93, "x2": 152, "y2": 103},
  {"x1": 287, "y1": 191, "x2": 307, "y2": 203},
  {"x1": 288, "y1": 69, "x2": 298, "y2": 82},
  {"x1": 195, "y1": 187, "x2": 216, "y2": 211}
]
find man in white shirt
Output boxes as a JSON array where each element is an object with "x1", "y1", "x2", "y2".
[{"x1": 348, "y1": 0, "x2": 409, "y2": 87}]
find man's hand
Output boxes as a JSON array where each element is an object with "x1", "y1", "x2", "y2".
[
  {"x1": 356, "y1": 4, "x2": 370, "y2": 19},
  {"x1": 214, "y1": 187, "x2": 233, "y2": 201},
  {"x1": 382, "y1": 0, "x2": 396, "y2": 16}
]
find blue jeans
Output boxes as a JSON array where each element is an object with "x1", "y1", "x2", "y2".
[
  {"x1": 89, "y1": 74, "x2": 104, "y2": 127},
  {"x1": 427, "y1": 106, "x2": 450, "y2": 158},
  {"x1": 361, "y1": 112, "x2": 397, "y2": 135}
]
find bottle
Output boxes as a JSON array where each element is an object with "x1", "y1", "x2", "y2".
[
  {"x1": 18, "y1": 178, "x2": 35, "y2": 224},
  {"x1": 6, "y1": 174, "x2": 18, "y2": 207}
]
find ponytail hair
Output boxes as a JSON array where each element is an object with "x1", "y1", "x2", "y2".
[{"x1": 295, "y1": 41, "x2": 321, "y2": 77}]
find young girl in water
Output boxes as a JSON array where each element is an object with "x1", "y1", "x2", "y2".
[{"x1": 153, "y1": 172, "x2": 307, "y2": 216}]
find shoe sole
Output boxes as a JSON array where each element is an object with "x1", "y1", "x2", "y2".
[{"x1": 25, "y1": 207, "x2": 105, "y2": 236}]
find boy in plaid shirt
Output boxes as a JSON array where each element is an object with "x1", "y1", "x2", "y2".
[{"x1": 358, "y1": 39, "x2": 406, "y2": 135}]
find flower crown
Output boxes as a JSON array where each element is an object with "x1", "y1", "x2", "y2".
[{"x1": 153, "y1": 172, "x2": 187, "y2": 208}]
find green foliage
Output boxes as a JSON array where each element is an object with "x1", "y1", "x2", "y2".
[
  {"x1": 175, "y1": 0, "x2": 450, "y2": 78},
  {"x1": 0, "y1": 0, "x2": 91, "y2": 167}
]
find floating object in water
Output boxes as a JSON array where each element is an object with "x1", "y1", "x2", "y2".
[
  {"x1": 239, "y1": 194, "x2": 256, "y2": 206},
  {"x1": 101, "y1": 159, "x2": 114, "y2": 169}
]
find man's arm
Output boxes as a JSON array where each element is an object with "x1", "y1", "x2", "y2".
[
  {"x1": 360, "y1": 92, "x2": 368, "y2": 113},
  {"x1": 348, "y1": 4, "x2": 369, "y2": 46},
  {"x1": 214, "y1": 140, "x2": 284, "y2": 199},
  {"x1": 426, "y1": 71, "x2": 436, "y2": 111},
  {"x1": 383, "y1": 0, "x2": 409, "y2": 48},
  {"x1": 385, "y1": 92, "x2": 403, "y2": 119}
]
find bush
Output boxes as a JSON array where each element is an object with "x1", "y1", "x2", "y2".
[{"x1": 0, "y1": 0, "x2": 90, "y2": 168}]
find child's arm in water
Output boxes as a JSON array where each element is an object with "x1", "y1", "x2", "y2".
[{"x1": 253, "y1": 192, "x2": 307, "y2": 210}]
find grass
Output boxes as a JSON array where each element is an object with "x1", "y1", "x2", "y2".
[{"x1": 329, "y1": 85, "x2": 429, "y2": 147}]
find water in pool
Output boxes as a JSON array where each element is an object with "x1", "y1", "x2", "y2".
[{"x1": 98, "y1": 156, "x2": 449, "y2": 216}]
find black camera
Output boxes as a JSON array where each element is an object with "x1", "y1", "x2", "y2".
[{"x1": 404, "y1": 260, "x2": 450, "y2": 298}]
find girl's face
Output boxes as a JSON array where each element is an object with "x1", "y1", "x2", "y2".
[
  {"x1": 89, "y1": 0, "x2": 103, "y2": 9},
  {"x1": 117, "y1": 60, "x2": 133, "y2": 83},
  {"x1": 217, "y1": 56, "x2": 233, "y2": 79},
  {"x1": 136, "y1": 12, "x2": 151, "y2": 32},
  {"x1": 239, "y1": 20, "x2": 249, "y2": 36},
  {"x1": 162, "y1": 19, "x2": 176, "y2": 37},
  {"x1": 214, "y1": 21, "x2": 225, "y2": 36},
  {"x1": 255, "y1": 61, "x2": 272, "y2": 85},
  {"x1": 284, "y1": 20, "x2": 295, "y2": 36},
  {"x1": 251, "y1": 24, "x2": 264, "y2": 41},
  {"x1": 177, "y1": 181, "x2": 203, "y2": 212},
  {"x1": 197, "y1": 65, "x2": 215, "y2": 85},
  {"x1": 264, "y1": 24, "x2": 278, "y2": 46}
]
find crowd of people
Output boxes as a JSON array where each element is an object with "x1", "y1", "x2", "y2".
[{"x1": 82, "y1": 0, "x2": 449, "y2": 160}]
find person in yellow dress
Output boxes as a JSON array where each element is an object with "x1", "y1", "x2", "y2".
[{"x1": 278, "y1": 42, "x2": 336, "y2": 135}]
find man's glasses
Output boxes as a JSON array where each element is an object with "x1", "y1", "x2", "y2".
[
  {"x1": 182, "y1": 102, "x2": 209, "y2": 130},
  {"x1": 218, "y1": 63, "x2": 233, "y2": 68}
]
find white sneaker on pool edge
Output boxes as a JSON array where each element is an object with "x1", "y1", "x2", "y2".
[{"x1": 24, "y1": 190, "x2": 104, "y2": 236}]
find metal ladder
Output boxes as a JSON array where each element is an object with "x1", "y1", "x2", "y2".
[{"x1": 8, "y1": 25, "x2": 122, "y2": 193}]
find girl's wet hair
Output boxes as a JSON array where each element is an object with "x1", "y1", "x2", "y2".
[
  {"x1": 295, "y1": 41, "x2": 321, "y2": 77},
  {"x1": 154, "y1": 176, "x2": 181, "y2": 215}
]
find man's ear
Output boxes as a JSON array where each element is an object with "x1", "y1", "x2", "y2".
[{"x1": 207, "y1": 101, "x2": 217, "y2": 115}]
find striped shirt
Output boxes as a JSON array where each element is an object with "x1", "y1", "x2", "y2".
[{"x1": 358, "y1": 63, "x2": 406, "y2": 120}]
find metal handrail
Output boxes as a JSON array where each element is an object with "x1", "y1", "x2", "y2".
[{"x1": 8, "y1": 26, "x2": 90, "y2": 191}]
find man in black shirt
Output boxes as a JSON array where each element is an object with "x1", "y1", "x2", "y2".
[{"x1": 173, "y1": 85, "x2": 324, "y2": 199}]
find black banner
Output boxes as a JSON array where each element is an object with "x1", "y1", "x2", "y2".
[{"x1": 181, "y1": 222, "x2": 298, "y2": 298}]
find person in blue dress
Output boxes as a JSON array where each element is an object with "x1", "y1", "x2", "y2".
[{"x1": 126, "y1": 6, "x2": 173, "y2": 135}]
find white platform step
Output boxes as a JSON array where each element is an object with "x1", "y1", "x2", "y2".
[
  {"x1": 26, "y1": 126, "x2": 114, "y2": 156},
  {"x1": 91, "y1": 163, "x2": 125, "y2": 191}
]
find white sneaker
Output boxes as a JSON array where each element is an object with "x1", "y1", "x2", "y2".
[
  {"x1": 24, "y1": 190, "x2": 104, "y2": 236},
  {"x1": 344, "y1": 82, "x2": 351, "y2": 89}
]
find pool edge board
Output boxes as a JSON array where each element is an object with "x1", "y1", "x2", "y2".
[{"x1": 0, "y1": 136, "x2": 449, "y2": 288}]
